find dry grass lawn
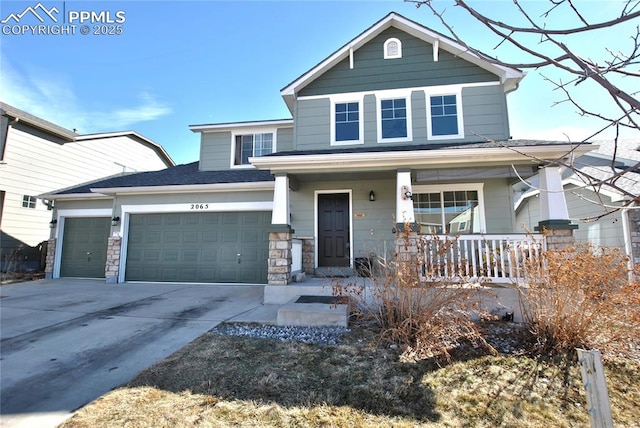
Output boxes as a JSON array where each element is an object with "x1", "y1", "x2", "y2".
[{"x1": 60, "y1": 324, "x2": 640, "y2": 428}]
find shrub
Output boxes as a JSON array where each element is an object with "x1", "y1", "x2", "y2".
[
  {"x1": 519, "y1": 243, "x2": 640, "y2": 357},
  {"x1": 335, "y1": 224, "x2": 496, "y2": 362}
]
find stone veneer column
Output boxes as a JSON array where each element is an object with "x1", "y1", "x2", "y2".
[
  {"x1": 44, "y1": 238, "x2": 56, "y2": 279},
  {"x1": 302, "y1": 238, "x2": 315, "y2": 275},
  {"x1": 268, "y1": 229, "x2": 293, "y2": 285},
  {"x1": 105, "y1": 236, "x2": 122, "y2": 284},
  {"x1": 395, "y1": 224, "x2": 422, "y2": 281},
  {"x1": 541, "y1": 226, "x2": 576, "y2": 250}
]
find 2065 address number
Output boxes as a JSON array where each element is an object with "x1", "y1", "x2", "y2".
[{"x1": 190, "y1": 203, "x2": 209, "y2": 210}]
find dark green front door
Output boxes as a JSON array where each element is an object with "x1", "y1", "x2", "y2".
[
  {"x1": 125, "y1": 212, "x2": 270, "y2": 283},
  {"x1": 60, "y1": 217, "x2": 110, "y2": 278}
]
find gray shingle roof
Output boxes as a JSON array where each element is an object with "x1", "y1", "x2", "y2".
[{"x1": 55, "y1": 162, "x2": 274, "y2": 195}]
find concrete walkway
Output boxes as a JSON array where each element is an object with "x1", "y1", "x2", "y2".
[{"x1": 0, "y1": 278, "x2": 278, "y2": 428}]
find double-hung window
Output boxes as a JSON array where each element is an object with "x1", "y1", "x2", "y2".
[
  {"x1": 233, "y1": 132, "x2": 273, "y2": 166},
  {"x1": 334, "y1": 102, "x2": 360, "y2": 143},
  {"x1": 380, "y1": 98, "x2": 409, "y2": 141},
  {"x1": 427, "y1": 92, "x2": 464, "y2": 139},
  {"x1": 413, "y1": 184, "x2": 485, "y2": 234}
]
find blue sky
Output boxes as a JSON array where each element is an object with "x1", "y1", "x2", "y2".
[{"x1": 1, "y1": 0, "x2": 635, "y2": 164}]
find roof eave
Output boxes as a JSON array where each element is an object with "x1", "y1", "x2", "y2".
[
  {"x1": 91, "y1": 181, "x2": 275, "y2": 195},
  {"x1": 250, "y1": 145, "x2": 591, "y2": 174}
]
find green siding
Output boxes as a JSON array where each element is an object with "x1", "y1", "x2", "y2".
[
  {"x1": 277, "y1": 127, "x2": 294, "y2": 152},
  {"x1": 482, "y1": 179, "x2": 517, "y2": 233},
  {"x1": 461, "y1": 85, "x2": 510, "y2": 141},
  {"x1": 290, "y1": 178, "x2": 397, "y2": 262},
  {"x1": 199, "y1": 132, "x2": 231, "y2": 171},
  {"x1": 294, "y1": 84, "x2": 509, "y2": 150},
  {"x1": 199, "y1": 127, "x2": 293, "y2": 171},
  {"x1": 299, "y1": 27, "x2": 498, "y2": 97}
]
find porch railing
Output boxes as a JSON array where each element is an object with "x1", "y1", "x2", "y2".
[{"x1": 420, "y1": 234, "x2": 546, "y2": 283}]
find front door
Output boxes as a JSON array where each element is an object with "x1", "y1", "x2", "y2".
[{"x1": 317, "y1": 193, "x2": 350, "y2": 267}]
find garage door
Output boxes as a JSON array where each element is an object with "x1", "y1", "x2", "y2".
[
  {"x1": 125, "y1": 212, "x2": 271, "y2": 283},
  {"x1": 60, "y1": 217, "x2": 110, "y2": 278}
]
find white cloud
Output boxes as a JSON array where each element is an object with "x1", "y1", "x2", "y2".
[{"x1": 0, "y1": 56, "x2": 171, "y2": 133}]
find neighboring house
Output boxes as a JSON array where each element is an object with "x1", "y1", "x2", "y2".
[
  {"x1": 0, "y1": 102, "x2": 174, "y2": 271},
  {"x1": 515, "y1": 140, "x2": 640, "y2": 259},
  {"x1": 43, "y1": 13, "x2": 592, "y2": 293}
]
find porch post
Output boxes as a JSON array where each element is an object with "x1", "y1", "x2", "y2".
[
  {"x1": 536, "y1": 166, "x2": 577, "y2": 249},
  {"x1": 395, "y1": 169, "x2": 415, "y2": 229},
  {"x1": 268, "y1": 173, "x2": 294, "y2": 285},
  {"x1": 395, "y1": 169, "x2": 420, "y2": 279}
]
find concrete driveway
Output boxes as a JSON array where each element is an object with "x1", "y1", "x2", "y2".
[{"x1": 0, "y1": 278, "x2": 270, "y2": 428}]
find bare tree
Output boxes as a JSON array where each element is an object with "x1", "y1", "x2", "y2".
[{"x1": 409, "y1": 0, "x2": 640, "y2": 213}]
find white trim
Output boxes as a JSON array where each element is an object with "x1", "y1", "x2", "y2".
[
  {"x1": 117, "y1": 201, "x2": 274, "y2": 283},
  {"x1": 383, "y1": 37, "x2": 402, "y2": 59},
  {"x1": 297, "y1": 81, "x2": 499, "y2": 102},
  {"x1": 425, "y1": 89, "x2": 464, "y2": 140},
  {"x1": 412, "y1": 183, "x2": 487, "y2": 233},
  {"x1": 189, "y1": 119, "x2": 293, "y2": 133},
  {"x1": 349, "y1": 46, "x2": 354, "y2": 69},
  {"x1": 230, "y1": 128, "x2": 278, "y2": 168},
  {"x1": 376, "y1": 89, "x2": 413, "y2": 144},
  {"x1": 433, "y1": 38, "x2": 439, "y2": 62},
  {"x1": 330, "y1": 95, "x2": 364, "y2": 146},
  {"x1": 314, "y1": 190, "x2": 354, "y2": 269},
  {"x1": 53, "y1": 209, "x2": 112, "y2": 278}
]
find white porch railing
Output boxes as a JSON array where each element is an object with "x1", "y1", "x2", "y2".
[
  {"x1": 291, "y1": 239, "x2": 303, "y2": 275},
  {"x1": 420, "y1": 234, "x2": 546, "y2": 283}
]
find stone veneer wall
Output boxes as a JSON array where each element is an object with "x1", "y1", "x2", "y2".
[
  {"x1": 268, "y1": 231, "x2": 293, "y2": 285},
  {"x1": 302, "y1": 238, "x2": 315, "y2": 275},
  {"x1": 105, "y1": 236, "x2": 122, "y2": 284},
  {"x1": 44, "y1": 238, "x2": 56, "y2": 279},
  {"x1": 543, "y1": 227, "x2": 575, "y2": 250}
]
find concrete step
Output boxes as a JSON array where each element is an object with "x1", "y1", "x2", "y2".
[{"x1": 277, "y1": 296, "x2": 348, "y2": 327}]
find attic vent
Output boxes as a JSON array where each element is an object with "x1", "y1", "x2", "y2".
[{"x1": 384, "y1": 38, "x2": 402, "y2": 59}]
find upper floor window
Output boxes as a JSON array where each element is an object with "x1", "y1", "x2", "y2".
[
  {"x1": 381, "y1": 99, "x2": 406, "y2": 138},
  {"x1": 22, "y1": 195, "x2": 37, "y2": 208},
  {"x1": 332, "y1": 101, "x2": 362, "y2": 145},
  {"x1": 427, "y1": 92, "x2": 464, "y2": 139},
  {"x1": 384, "y1": 38, "x2": 402, "y2": 59},
  {"x1": 233, "y1": 132, "x2": 273, "y2": 166}
]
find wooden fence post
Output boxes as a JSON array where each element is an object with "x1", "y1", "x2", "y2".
[{"x1": 576, "y1": 348, "x2": 613, "y2": 428}]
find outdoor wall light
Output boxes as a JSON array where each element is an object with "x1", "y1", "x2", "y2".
[
  {"x1": 111, "y1": 216, "x2": 120, "y2": 226},
  {"x1": 401, "y1": 185, "x2": 413, "y2": 200},
  {"x1": 49, "y1": 219, "x2": 57, "y2": 228},
  {"x1": 369, "y1": 190, "x2": 375, "y2": 202}
]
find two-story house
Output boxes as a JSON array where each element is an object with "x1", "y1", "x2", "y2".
[
  {"x1": 43, "y1": 13, "x2": 591, "y2": 295},
  {"x1": 0, "y1": 102, "x2": 174, "y2": 273}
]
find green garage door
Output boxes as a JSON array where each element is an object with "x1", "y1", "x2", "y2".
[
  {"x1": 60, "y1": 217, "x2": 110, "y2": 278},
  {"x1": 125, "y1": 212, "x2": 271, "y2": 283}
]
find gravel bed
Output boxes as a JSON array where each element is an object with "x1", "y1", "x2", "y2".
[{"x1": 211, "y1": 323, "x2": 350, "y2": 345}]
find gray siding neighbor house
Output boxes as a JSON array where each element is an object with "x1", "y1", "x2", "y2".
[
  {"x1": 43, "y1": 13, "x2": 593, "y2": 297},
  {"x1": 515, "y1": 140, "x2": 640, "y2": 263},
  {"x1": 0, "y1": 102, "x2": 174, "y2": 273}
]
